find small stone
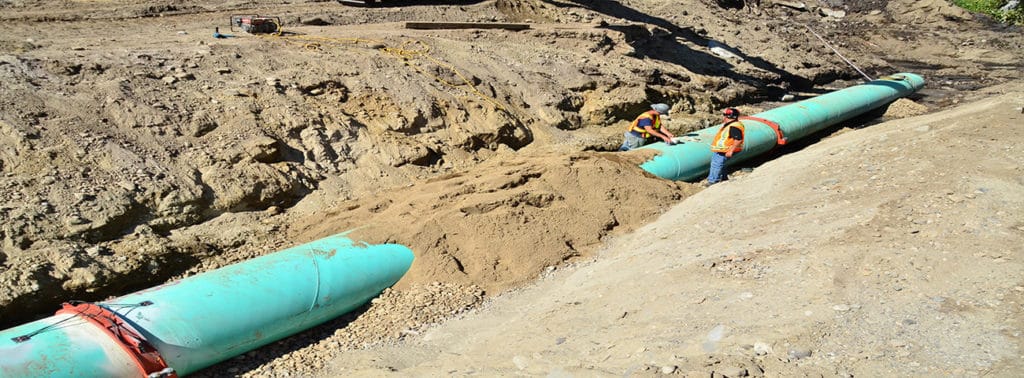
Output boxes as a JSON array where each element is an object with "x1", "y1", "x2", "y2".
[
  {"x1": 661, "y1": 365, "x2": 677, "y2": 374},
  {"x1": 85, "y1": 246, "x2": 102, "y2": 256},
  {"x1": 775, "y1": 1, "x2": 807, "y2": 10},
  {"x1": 215, "y1": 67, "x2": 232, "y2": 74},
  {"x1": 788, "y1": 348, "x2": 812, "y2": 360},
  {"x1": 819, "y1": 8, "x2": 846, "y2": 18},
  {"x1": 754, "y1": 342, "x2": 772, "y2": 356},
  {"x1": 832, "y1": 304, "x2": 851, "y2": 312}
]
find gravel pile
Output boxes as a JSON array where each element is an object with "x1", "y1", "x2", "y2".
[{"x1": 190, "y1": 282, "x2": 485, "y2": 377}]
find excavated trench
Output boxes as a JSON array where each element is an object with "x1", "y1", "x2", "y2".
[{"x1": 1, "y1": 0, "x2": 1018, "y2": 357}]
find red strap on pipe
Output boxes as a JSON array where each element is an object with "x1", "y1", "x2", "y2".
[
  {"x1": 57, "y1": 302, "x2": 177, "y2": 378},
  {"x1": 739, "y1": 115, "x2": 787, "y2": 146}
]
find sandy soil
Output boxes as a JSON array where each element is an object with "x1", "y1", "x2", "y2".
[
  {"x1": 0, "y1": 0, "x2": 1022, "y2": 377},
  {"x1": 321, "y1": 83, "x2": 1024, "y2": 377}
]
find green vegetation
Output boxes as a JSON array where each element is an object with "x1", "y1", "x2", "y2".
[{"x1": 953, "y1": 0, "x2": 1024, "y2": 24}]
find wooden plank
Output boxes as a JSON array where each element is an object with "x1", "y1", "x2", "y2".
[{"x1": 404, "y1": 22, "x2": 531, "y2": 31}]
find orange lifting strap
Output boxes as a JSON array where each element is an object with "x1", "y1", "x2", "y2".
[
  {"x1": 739, "y1": 115, "x2": 787, "y2": 146},
  {"x1": 57, "y1": 302, "x2": 177, "y2": 378}
]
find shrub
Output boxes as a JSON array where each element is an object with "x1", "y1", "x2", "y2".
[{"x1": 953, "y1": 0, "x2": 1024, "y2": 24}]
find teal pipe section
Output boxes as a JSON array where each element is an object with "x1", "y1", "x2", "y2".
[
  {"x1": 638, "y1": 73, "x2": 925, "y2": 181},
  {"x1": 0, "y1": 234, "x2": 414, "y2": 377}
]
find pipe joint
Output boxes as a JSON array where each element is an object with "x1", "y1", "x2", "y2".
[{"x1": 56, "y1": 302, "x2": 177, "y2": 378}]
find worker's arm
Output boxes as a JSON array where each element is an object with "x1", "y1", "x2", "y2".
[
  {"x1": 644, "y1": 126, "x2": 675, "y2": 144},
  {"x1": 725, "y1": 144, "x2": 739, "y2": 157},
  {"x1": 724, "y1": 127, "x2": 744, "y2": 157},
  {"x1": 658, "y1": 119, "x2": 676, "y2": 140}
]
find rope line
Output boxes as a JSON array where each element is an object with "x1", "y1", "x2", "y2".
[
  {"x1": 803, "y1": 23, "x2": 873, "y2": 82},
  {"x1": 10, "y1": 300, "x2": 153, "y2": 343},
  {"x1": 10, "y1": 313, "x2": 78, "y2": 342}
]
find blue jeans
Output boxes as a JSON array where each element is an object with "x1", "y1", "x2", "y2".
[
  {"x1": 619, "y1": 132, "x2": 647, "y2": 151},
  {"x1": 708, "y1": 152, "x2": 728, "y2": 184}
]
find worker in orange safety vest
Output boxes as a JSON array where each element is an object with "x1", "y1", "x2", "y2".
[
  {"x1": 707, "y1": 107, "x2": 745, "y2": 185},
  {"x1": 619, "y1": 103, "x2": 676, "y2": 151}
]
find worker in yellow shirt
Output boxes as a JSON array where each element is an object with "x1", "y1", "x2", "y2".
[{"x1": 619, "y1": 103, "x2": 676, "y2": 151}]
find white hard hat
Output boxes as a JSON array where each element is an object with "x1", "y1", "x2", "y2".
[{"x1": 651, "y1": 103, "x2": 670, "y2": 114}]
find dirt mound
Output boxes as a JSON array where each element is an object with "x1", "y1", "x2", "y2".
[
  {"x1": 883, "y1": 97, "x2": 929, "y2": 118},
  {"x1": 290, "y1": 149, "x2": 694, "y2": 294}
]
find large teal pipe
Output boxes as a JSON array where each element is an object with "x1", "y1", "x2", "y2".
[
  {"x1": 0, "y1": 234, "x2": 414, "y2": 377},
  {"x1": 638, "y1": 73, "x2": 925, "y2": 181}
]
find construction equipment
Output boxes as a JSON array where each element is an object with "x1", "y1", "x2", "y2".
[{"x1": 230, "y1": 14, "x2": 282, "y2": 34}]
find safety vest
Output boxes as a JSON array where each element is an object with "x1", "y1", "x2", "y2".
[
  {"x1": 627, "y1": 110, "x2": 662, "y2": 138},
  {"x1": 711, "y1": 120, "x2": 745, "y2": 153}
]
